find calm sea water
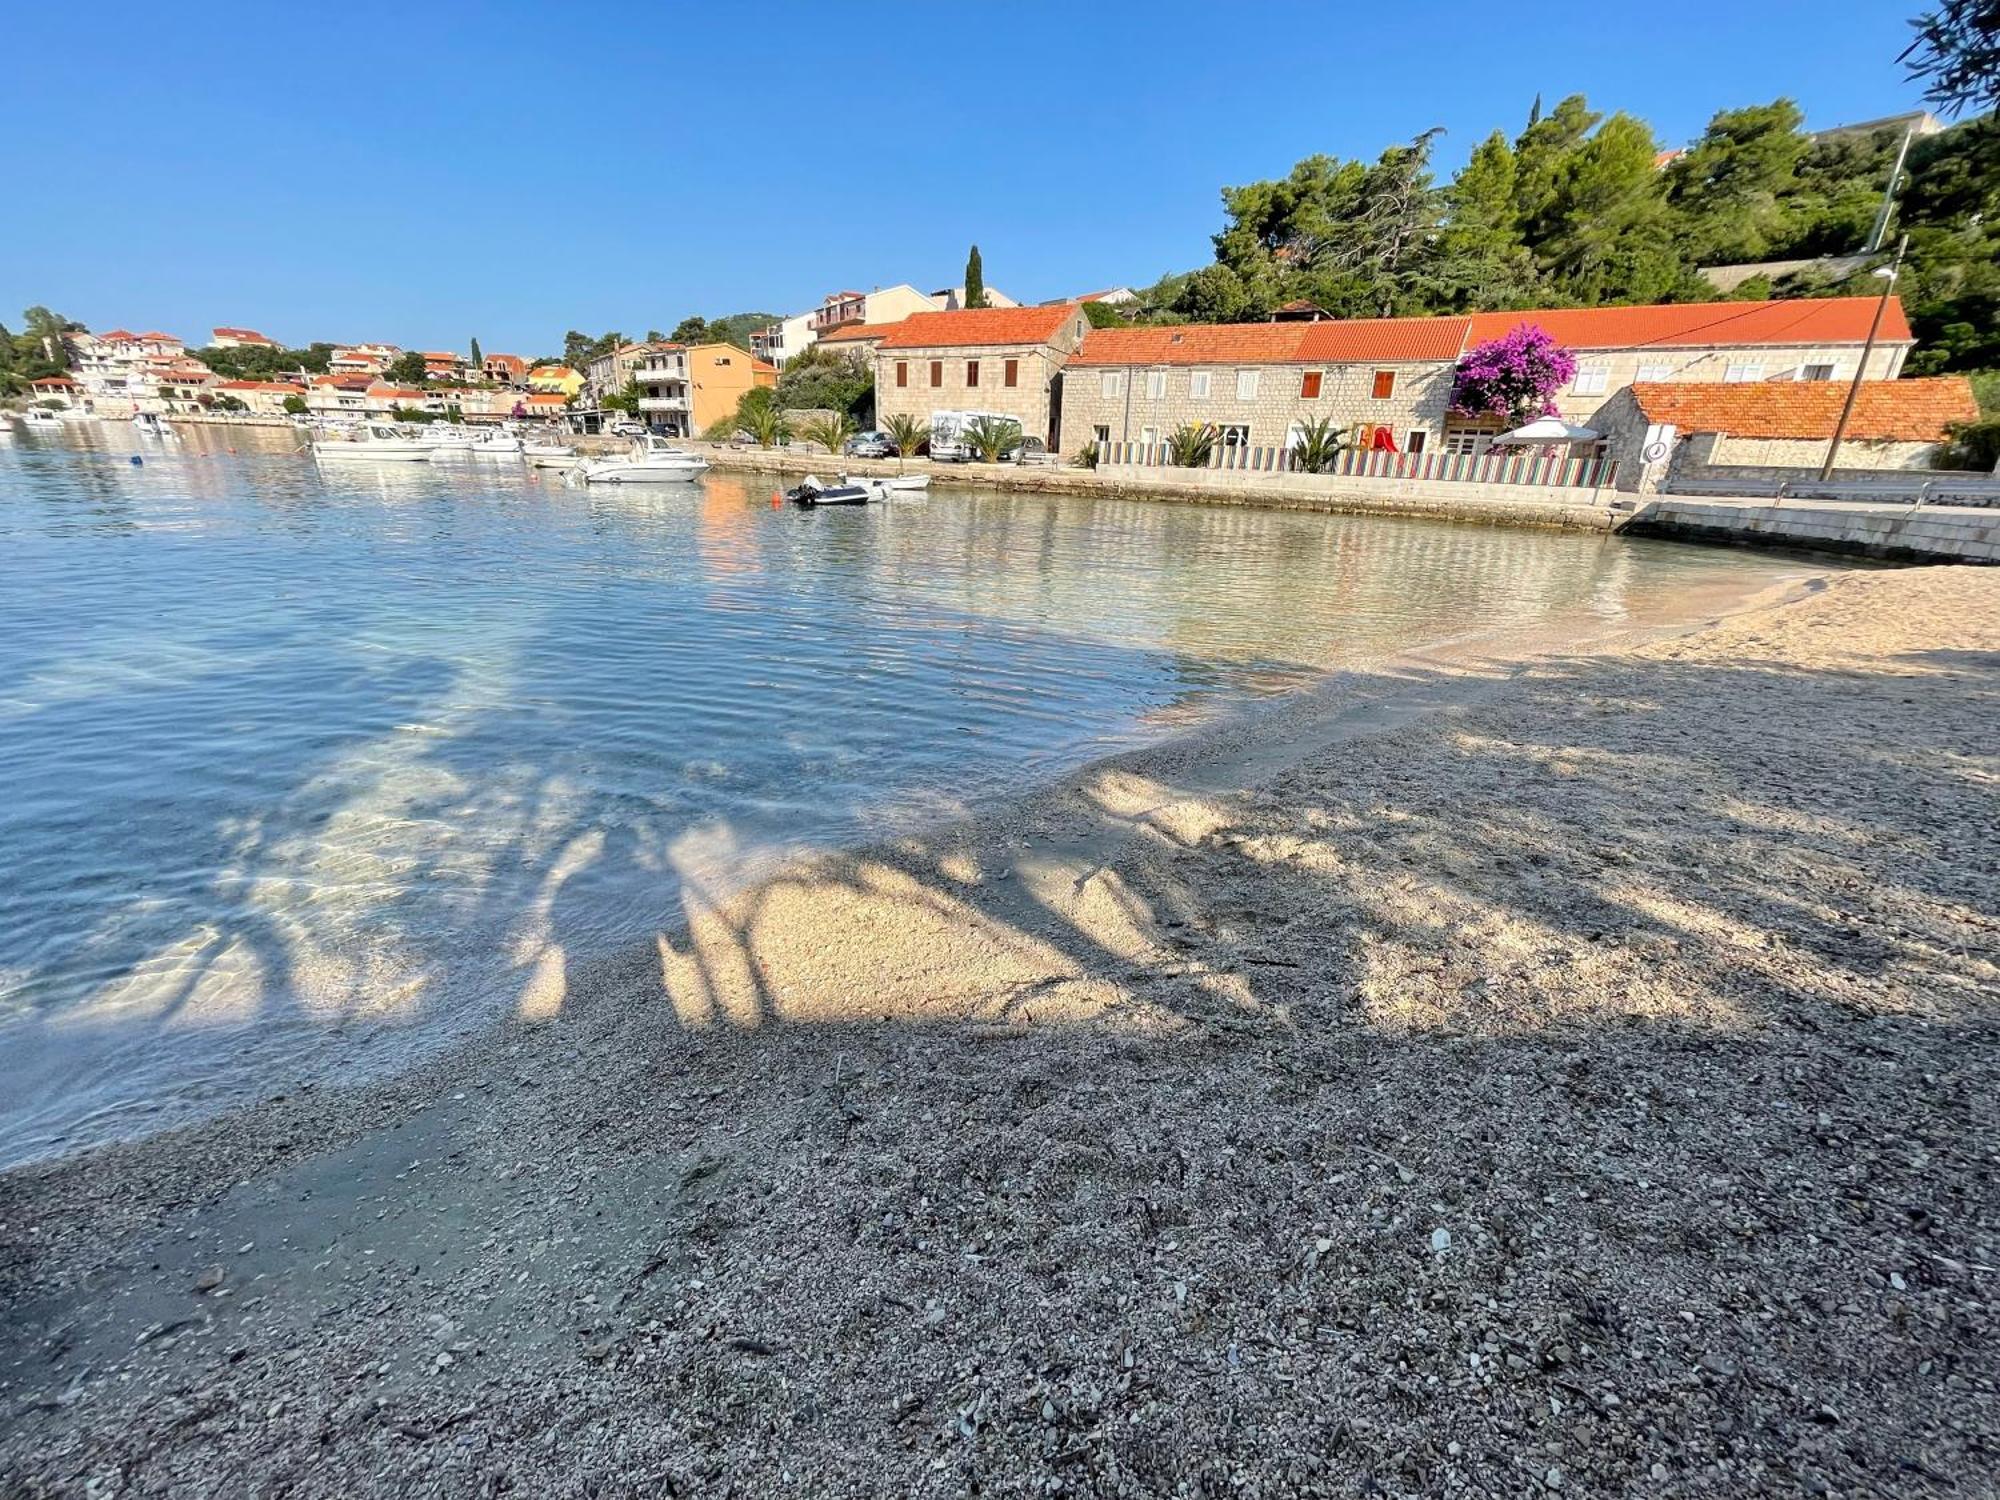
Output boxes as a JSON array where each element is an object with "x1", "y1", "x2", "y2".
[{"x1": 0, "y1": 422, "x2": 1804, "y2": 1165}]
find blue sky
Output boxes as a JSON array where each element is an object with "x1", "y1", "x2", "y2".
[{"x1": 5, "y1": 0, "x2": 1931, "y2": 354}]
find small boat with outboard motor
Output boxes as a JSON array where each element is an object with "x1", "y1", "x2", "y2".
[{"x1": 785, "y1": 474, "x2": 873, "y2": 506}]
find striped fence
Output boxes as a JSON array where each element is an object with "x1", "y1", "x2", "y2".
[{"x1": 1100, "y1": 440, "x2": 1619, "y2": 490}]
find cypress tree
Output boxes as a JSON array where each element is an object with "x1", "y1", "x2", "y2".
[{"x1": 965, "y1": 245, "x2": 985, "y2": 309}]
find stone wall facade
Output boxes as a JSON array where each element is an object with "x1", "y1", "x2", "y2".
[
  {"x1": 1702, "y1": 432, "x2": 1937, "y2": 471},
  {"x1": 874, "y1": 314, "x2": 1089, "y2": 446},
  {"x1": 1057, "y1": 360, "x2": 1455, "y2": 459}
]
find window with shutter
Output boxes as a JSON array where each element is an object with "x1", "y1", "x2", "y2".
[{"x1": 1301, "y1": 371, "x2": 1322, "y2": 399}]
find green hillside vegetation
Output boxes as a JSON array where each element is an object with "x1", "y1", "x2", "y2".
[{"x1": 1123, "y1": 98, "x2": 1996, "y2": 384}]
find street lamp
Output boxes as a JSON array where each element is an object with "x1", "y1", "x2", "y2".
[{"x1": 1819, "y1": 235, "x2": 1908, "y2": 481}]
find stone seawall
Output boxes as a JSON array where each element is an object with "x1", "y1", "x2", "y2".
[
  {"x1": 691, "y1": 444, "x2": 1997, "y2": 563},
  {"x1": 1625, "y1": 495, "x2": 1999, "y2": 564}
]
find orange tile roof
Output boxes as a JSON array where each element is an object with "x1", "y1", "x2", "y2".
[
  {"x1": 216, "y1": 379, "x2": 305, "y2": 391},
  {"x1": 529, "y1": 365, "x2": 578, "y2": 378},
  {"x1": 878, "y1": 303, "x2": 1083, "y2": 351},
  {"x1": 1467, "y1": 297, "x2": 1910, "y2": 350},
  {"x1": 1630, "y1": 377, "x2": 1976, "y2": 442},
  {"x1": 138, "y1": 331, "x2": 180, "y2": 343},
  {"x1": 818, "y1": 320, "x2": 901, "y2": 343},
  {"x1": 212, "y1": 327, "x2": 275, "y2": 343},
  {"x1": 368, "y1": 385, "x2": 428, "y2": 400},
  {"x1": 1072, "y1": 317, "x2": 1469, "y2": 367},
  {"x1": 1072, "y1": 323, "x2": 1310, "y2": 367},
  {"x1": 1299, "y1": 317, "x2": 1472, "y2": 362},
  {"x1": 524, "y1": 392, "x2": 569, "y2": 405},
  {"x1": 99, "y1": 329, "x2": 138, "y2": 342}
]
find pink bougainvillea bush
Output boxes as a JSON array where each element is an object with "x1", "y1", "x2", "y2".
[{"x1": 1448, "y1": 325, "x2": 1578, "y2": 426}]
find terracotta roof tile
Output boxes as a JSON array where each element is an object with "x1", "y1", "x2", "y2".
[
  {"x1": 212, "y1": 327, "x2": 275, "y2": 343},
  {"x1": 817, "y1": 320, "x2": 901, "y2": 343},
  {"x1": 878, "y1": 303, "x2": 1083, "y2": 351},
  {"x1": 1299, "y1": 317, "x2": 1472, "y2": 362},
  {"x1": 1071, "y1": 317, "x2": 1468, "y2": 367},
  {"x1": 1630, "y1": 377, "x2": 1976, "y2": 442},
  {"x1": 216, "y1": 379, "x2": 305, "y2": 391},
  {"x1": 1467, "y1": 297, "x2": 1910, "y2": 350}
]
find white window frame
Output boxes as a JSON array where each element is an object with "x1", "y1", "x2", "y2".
[
  {"x1": 1723, "y1": 362, "x2": 1764, "y2": 383},
  {"x1": 1145, "y1": 369, "x2": 1167, "y2": 400},
  {"x1": 1635, "y1": 362, "x2": 1673, "y2": 384},
  {"x1": 1235, "y1": 369, "x2": 1259, "y2": 401},
  {"x1": 1570, "y1": 364, "x2": 1609, "y2": 396},
  {"x1": 1189, "y1": 370, "x2": 1211, "y2": 399},
  {"x1": 1802, "y1": 362, "x2": 1838, "y2": 382},
  {"x1": 1100, "y1": 371, "x2": 1124, "y2": 398},
  {"x1": 1218, "y1": 423, "x2": 1250, "y2": 447}
]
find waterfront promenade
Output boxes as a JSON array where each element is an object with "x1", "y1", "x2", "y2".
[
  {"x1": 693, "y1": 442, "x2": 2000, "y2": 564},
  {"x1": 3, "y1": 564, "x2": 1994, "y2": 1497}
]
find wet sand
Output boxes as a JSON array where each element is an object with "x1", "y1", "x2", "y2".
[{"x1": 2, "y1": 565, "x2": 1995, "y2": 1498}]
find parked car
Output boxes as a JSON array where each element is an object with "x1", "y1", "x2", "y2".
[
  {"x1": 1001, "y1": 435, "x2": 1054, "y2": 466},
  {"x1": 843, "y1": 430, "x2": 898, "y2": 458},
  {"x1": 605, "y1": 418, "x2": 645, "y2": 438}
]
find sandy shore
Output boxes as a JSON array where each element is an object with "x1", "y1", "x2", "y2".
[{"x1": 3, "y1": 566, "x2": 1996, "y2": 1498}]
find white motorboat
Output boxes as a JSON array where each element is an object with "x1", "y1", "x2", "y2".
[
  {"x1": 523, "y1": 440, "x2": 581, "y2": 469},
  {"x1": 310, "y1": 422, "x2": 436, "y2": 462},
  {"x1": 421, "y1": 424, "x2": 476, "y2": 452},
  {"x1": 133, "y1": 413, "x2": 177, "y2": 439},
  {"x1": 17, "y1": 408, "x2": 62, "y2": 427},
  {"x1": 467, "y1": 431, "x2": 523, "y2": 456},
  {"x1": 54, "y1": 406, "x2": 95, "y2": 422},
  {"x1": 845, "y1": 472, "x2": 931, "y2": 498},
  {"x1": 580, "y1": 434, "x2": 709, "y2": 484}
]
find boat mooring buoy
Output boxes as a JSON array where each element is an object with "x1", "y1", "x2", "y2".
[{"x1": 130, "y1": 455, "x2": 143, "y2": 466}]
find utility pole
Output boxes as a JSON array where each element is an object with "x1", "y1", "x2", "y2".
[
  {"x1": 1864, "y1": 126, "x2": 1916, "y2": 255},
  {"x1": 1820, "y1": 234, "x2": 1907, "y2": 481}
]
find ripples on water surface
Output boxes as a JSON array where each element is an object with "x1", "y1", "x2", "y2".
[{"x1": 0, "y1": 423, "x2": 1805, "y2": 1163}]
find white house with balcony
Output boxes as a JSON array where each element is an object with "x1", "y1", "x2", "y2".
[{"x1": 634, "y1": 346, "x2": 693, "y2": 436}]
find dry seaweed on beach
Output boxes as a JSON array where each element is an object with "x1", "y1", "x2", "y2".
[{"x1": 1, "y1": 566, "x2": 1996, "y2": 1499}]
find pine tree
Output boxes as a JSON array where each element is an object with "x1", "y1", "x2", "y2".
[
  {"x1": 964, "y1": 245, "x2": 986, "y2": 309},
  {"x1": 1438, "y1": 131, "x2": 1542, "y2": 309}
]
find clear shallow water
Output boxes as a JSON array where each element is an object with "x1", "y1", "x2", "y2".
[{"x1": 0, "y1": 423, "x2": 1804, "y2": 1164}]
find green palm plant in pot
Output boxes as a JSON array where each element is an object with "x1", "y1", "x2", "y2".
[
  {"x1": 963, "y1": 415, "x2": 1022, "y2": 464},
  {"x1": 882, "y1": 412, "x2": 928, "y2": 469},
  {"x1": 1288, "y1": 416, "x2": 1347, "y2": 474},
  {"x1": 798, "y1": 411, "x2": 857, "y2": 456},
  {"x1": 1167, "y1": 422, "x2": 1217, "y2": 468}
]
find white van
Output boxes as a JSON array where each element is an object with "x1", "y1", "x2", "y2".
[{"x1": 929, "y1": 409, "x2": 1019, "y2": 463}]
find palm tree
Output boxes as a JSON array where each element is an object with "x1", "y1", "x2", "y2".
[
  {"x1": 746, "y1": 403, "x2": 791, "y2": 449},
  {"x1": 1288, "y1": 416, "x2": 1347, "y2": 473},
  {"x1": 798, "y1": 411, "x2": 857, "y2": 456},
  {"x1": 882, "y1": 412, "x2": 928, "y2": 469},
  {"x1": 1167, "y1": 422, "x2": 1217, "y2": 468},
  {"x1": 963, "y1": 415, "x2": 1022, "y2": 464}
]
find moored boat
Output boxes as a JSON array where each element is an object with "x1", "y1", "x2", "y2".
[
  {"x1": 310, "y1": 423, "x2": 436, "y2": 461},
  {"x1": 786, "y1": 475, "x2": 872, "y2": 507},
  {"x1": 580, "y1": 434, "x2": 709, "y2": 484},
  {"x1": 845, "y1": 472, "x2": 930, "y2": 498}
]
